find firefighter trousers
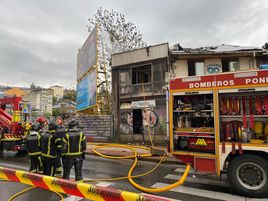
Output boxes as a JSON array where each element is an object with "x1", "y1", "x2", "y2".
[
  {"x1": 63, "y1": 156, "x2": 83, "y2": 181},
  {"x1": 29, "y1": 156, "x2": 43, "y2": 174},
  {"x1": 55, "y1": 156, "x2": 63, "y2": 177},
  {"x1": 42, "y1": 157, "x2": 57, "y2": 176}
]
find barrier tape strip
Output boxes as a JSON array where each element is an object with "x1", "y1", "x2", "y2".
[{"x1": 0, "y1": 167, "x2": 171, "y2": 201}]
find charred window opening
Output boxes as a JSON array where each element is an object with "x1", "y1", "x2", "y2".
[
  {"x1": 132, "y1": 65, "x2": 151, "y2": 84},
  {"x1": 188, "y1": 60, "x2": 205, "y2": 76},
  {"x1": 221, "y1": 58, "x2": 239, "y2": 72}
]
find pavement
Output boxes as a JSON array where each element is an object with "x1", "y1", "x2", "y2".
[{"x1": 85, "y1": 142, "x2": 179, "y2": 164}]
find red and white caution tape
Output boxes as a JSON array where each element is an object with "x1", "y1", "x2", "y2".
[{"x1": 0, "y1": 166, "x2": 171, "y2": 201}]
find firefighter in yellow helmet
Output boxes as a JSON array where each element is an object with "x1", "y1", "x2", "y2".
[{"x1": 62, "y1": 119, "x2": 86, "y2": 181}]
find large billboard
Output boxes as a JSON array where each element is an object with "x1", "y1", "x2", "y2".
[
  {"x1": 77, "y1": 25, "x2": 97, "y2": 81},
  {"x1": 76, "y1": 69, "x2": 97, "y2": 111}
]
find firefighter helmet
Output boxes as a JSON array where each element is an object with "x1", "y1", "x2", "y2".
[
  {"x1": 56, "y1": 116, "x2": 63, "y2": 126},
  {"x1": 68, "y1": 119, "x2": 79, "y2": 129},
  {"x1": 36, "y1": 116, "x2": 46, "y2": 124},
  {"x1": 48, "y1": 121, "x2": 58, "y2": 131},
  {"x1": 31, "y1": 123, "x2": 40, "y2": 132}
]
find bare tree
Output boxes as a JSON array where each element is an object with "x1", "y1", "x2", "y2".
[
  {"x1": 88, "y1": 7, "x2": 147, "y2": 53},
  {"x1": 87, "y1": 7, "x2": 147, "y2": 112}
]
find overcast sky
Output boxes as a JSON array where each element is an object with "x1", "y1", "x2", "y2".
[{"x1": 0, "y1": 0, "x2": 267, "y2": 89}]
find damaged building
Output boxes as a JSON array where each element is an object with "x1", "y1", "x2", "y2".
[{"x1": 111, "y1": 43, "x2": 268, "y2": 144}]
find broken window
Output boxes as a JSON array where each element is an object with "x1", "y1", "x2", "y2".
[
  {"x1": 120, "y1": 70, "x2": 130, "y2": 86},
  {"x1": 221, "y1": 58, "x2": 239, "y2": 72},
  {"x1": 188, "y1": 60, "x2": 205, "y2": 76},
  {"x1": 120, "y1": 70, "x2": 131, "y2": 94},
  {"x1": 153, "y1": 63, "x2": 162, "y2": 82},
  {"x1": 229, "y1": 61, "x2": 239, "y2": 71},
  {"x1": 132, "y1": 65, "x2": 151, "y2": 84}
]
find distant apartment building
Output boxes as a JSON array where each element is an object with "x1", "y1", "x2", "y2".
[
  {"x1": 49, "y1": 85, "x2": 64, "y2": 100},
  {"x1": 23, "y1": 84, "x2": 53, "y2": 116}
]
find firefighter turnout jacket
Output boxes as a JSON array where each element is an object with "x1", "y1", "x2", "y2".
[
  {"x1": 62, "y1": 128, "x2": 86, "y2": 181},
  {"x1": 56, "y1": 125, "x2": 67, "y2": 139},
  {"x1": 26, "y1": 131, "x2": 41, "y2": 156},
  {"x1": 26, "y1": 130, "x2": 43, "y2": 173},
  {"x1": 62, "y1": 129, "x2": 86, "y2": 156},
  {"x1": 55, "y1": 125, "x2": 66, "y2": 177},
  {"x1": 41, "y1": 130, "x2": 62, "y2": 158}
]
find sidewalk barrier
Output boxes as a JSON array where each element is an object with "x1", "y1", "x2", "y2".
[{"x1": 0, "y1": 166, "x2": 172, "y2": 201}]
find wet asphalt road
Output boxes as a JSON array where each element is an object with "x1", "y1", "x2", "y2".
[{"x1": 0, "y1": 151, "x2": 267, "y2": 201}]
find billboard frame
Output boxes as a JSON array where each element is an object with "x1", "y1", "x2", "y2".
[
  {"x1": 76, "y1": 67, "x2": 98, "y2": 111},
  {"x1": 77, "y1": 25, "x2": 98, "y2": 82}
]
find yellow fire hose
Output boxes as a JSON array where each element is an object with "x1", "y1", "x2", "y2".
[
  {"x1": 7, "y1": 187, "x2": 36, "y2": 201},
  {"x1": 0, "y1": 179, "x2": 64, "y2": 201},
  {"x1": 85, "y1": 150, "x2": 168, "y2": 182},
  {"x1": 91, "y1": 143, "x2": 191, "y2": 193}
]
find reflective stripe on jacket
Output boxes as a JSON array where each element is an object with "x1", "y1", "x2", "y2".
[
  {"x1": 40, "y1": 130, "x2": 62, "y2": 158},
  {"x1": 26, "y1": 131, "x2": 41, "y2": 156},
  {"x1": 62, "y1": 130, "x2": 86, "y2": 156}
]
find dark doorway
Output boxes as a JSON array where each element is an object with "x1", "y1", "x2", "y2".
[{"x1": 133, "y1": 109, "x2": 143, "y2": 134}]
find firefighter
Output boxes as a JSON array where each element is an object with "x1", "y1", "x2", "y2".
[
  {"x1": 62, "y1": 119, "x2": 86, "y2": 181},
  {"x1": 25, "y1": 123, "x2": 43, "y2": 174},
  {"x1": 22, "y1": 122, "x2": 32, "y2": 139},
  {"x1": 36, "y1": 116, "x2": 48, "y2": 132},
  {"x1": 40, "y1": 121, "x2": 62, "y2": 176},
  {"x1": 56, "y1": 116, "x2": 66, "y2": 138},
  {"x1": 54, "y1": 116, "x2": 66, "y2": 177}
]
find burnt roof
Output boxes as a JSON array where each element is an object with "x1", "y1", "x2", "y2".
[{"x1": 171, "y1": 44, "x2": 264, "y2": 55}]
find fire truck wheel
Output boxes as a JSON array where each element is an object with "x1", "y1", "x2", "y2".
[{"x1": 228, "y1": 154, "x2": 268, "y2": 198}]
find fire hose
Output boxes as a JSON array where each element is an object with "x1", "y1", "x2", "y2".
[
  {"x1": 0, "y1": 179, "x2": 64, "y2": 201},
  {"x1": 90, "y1": 143, "x2": 191, "y2": 193}
]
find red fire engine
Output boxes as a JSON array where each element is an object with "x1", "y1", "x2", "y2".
[
  {"x1": 169, "y1": 69, "x2": 268, "y2": 197},
  {"x1": 0, "y1": 96, "x2": 29, "y2": 152}
]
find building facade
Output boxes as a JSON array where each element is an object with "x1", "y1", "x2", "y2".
[
  {"x1": 111, "y1": 43, "x2": 268, "y2": 144},
  {"x1": 170, "y1": 44, "x2": 268, "y2": 78},
  {"x1": 112, "y1": 43, "x2": 169, "y2": 143},
  {"x1": 23, "y1": 84, "x2": 53, "y2": 116},
  {"x1": 49, "y1": 85, "x2": 64, "y2": 100}
]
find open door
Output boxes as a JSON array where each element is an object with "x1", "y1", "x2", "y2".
[{"x1": 133, "y1": 109, "x2": 143, "y2": 134}]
